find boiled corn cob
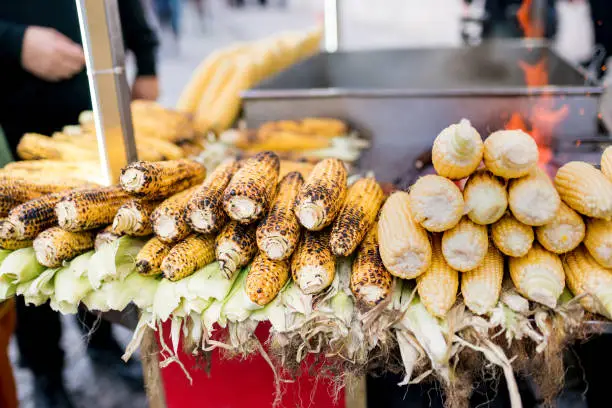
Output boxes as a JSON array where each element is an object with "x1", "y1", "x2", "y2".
[
  {"x1": 151, "y1": 186, "x2": 199, "y2": 244},
  {"x1": 483, "y1": 129, "x2": 538, "y2": 178},
  {"x1": 350, "y1": 227, "x2": 393, "y2": 307},
  {"x1": 222, "y1": 151, "x2": 280, "y2": 224},
  {"x1": 491, "y1": 213, "x2": 534, "y2": 257},
  {"x1": 161, "y1": 234, "x2": 216, "y2": 281},
  {"x1": 408, "y1": 175, "x2": 464, "y2": 232},
  {"x1": 256, "y1": 172, "x2": 303, "y2": 260},
  {"x1": 441, "y1": 217, "x2": 488, "y2": 272},
  {"x1": 584, "y1": 218, "x2": 612, "y2": 268},
  {"x1": 432, "y1": 119, "x2": 483, "y2": 180},
  {"x1": 291, "y1": 229, "x2": 335, "y2": 295},
  {"x1": 294, "y1": 158, "x2": 347, "y2": 231},
  {"x1": 136, "y1": 236, "x2": 173, "y2": 276},
  {"x1": 246, "y1": 253, "x2": 290, "y2": 306},
  {"x1": 0, "y1": 193, "x2": 66, "y2": 240},
  {"x1": 461, "y1": 244, "x2": 504, "y2": 315},
  {"x1": 554, "y1": 161, "x2": 612, "y2": 219},
  {"x1": 463, "y1": 170, "x2": 507, "y2": 225},
  {"x1": 94, "y1": 225, "x2": 123, "y2": 250},
  {"x1": 601, "y1": 146, "x2": 612, "y2": 181},
  {"x1": 112, "y1": 199, "x2": 161, "y2": 236},
  {"x1": 56, "y1": 186, "x2": 131, "y2": 231},
  {"x1": 216, "y1": 221, "x2": 257, "y2": 279},
  {"x1": 508, "y1": 167, "x2": 560, "y2": 226},
  {"x1": 17, "y1": 133, "x2": 99, "y2": 161},
  {"x1": 33, "y1": 227, "x2": 95, "y2": 267},
  {"x1": 535, "y1": 202, "x2": 585, "y2": 254}
]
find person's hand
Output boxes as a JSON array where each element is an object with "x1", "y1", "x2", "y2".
[
  {"x1": 132, "y1": 76, "x2": 159, "y2": 101},
  {"x1": 21, "y1": 26, "x2": 85, "y2": 82}
]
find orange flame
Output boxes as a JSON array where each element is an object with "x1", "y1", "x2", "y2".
[{"x1": 516, "y1": 0, "x2": 544, "y2": 38}]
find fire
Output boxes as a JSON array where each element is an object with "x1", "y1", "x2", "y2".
[{"x1": 516, "y1": 0, "x2": 544, "y2": 38}]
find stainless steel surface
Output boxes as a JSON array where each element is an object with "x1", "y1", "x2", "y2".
[
  {"x1": 76, "y1": 0, "x2": 137, "y2": 185},
  {"x1": 323, "y1": 0, "x2": 341, "y2": 52}
]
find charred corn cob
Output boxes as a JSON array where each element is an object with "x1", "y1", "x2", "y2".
[
  {"x1": 112, "y1": 199, "x2": 161, "y2": 236},
  {"x1": 0, "y1": 193, "x2": 66, "y2": 240},
  {"x1": 216, "y1": 221, "x2": 257, "y2": 279},
  {"x1": 461, "y1": 244, "x2": 504, "y2": 315},
  {"x1": 0, "y1": 236, "x2": 33, "y2": 250},
  {"x1": 554, "y1": 161, "x2": 612, "y2": 219},
  {"x1": 279, "y1": 160, "x2": 315, "y2": 179},
  {"x1": 330, "y1": 177, "x2": 384, "y2": 256},
  {"x1": 417, "y1": 236, "x2": 459, "y2": 318},
  {"x1": 563, "y1": 245, "x2": 612, "y2": 318},
  {"x1": 186, "y1": 158, "x2": 239, "y2": 234},
  {"x1": 441, "y1": 217, "x2": 488, "y2": 272},
  {"x1": 491, "y1": 213, "x2": 534, "y2": 257},
  {"x1": 246, "y1": 253, "x2": 290, "y2": 306},
  {"x1": 483, "y1": 129, "x2": 538, "y2": 178},
  {"x1": 17, "y1": 133, "x2": 99, "y2": 161},
  {"x1": 33, "y1": 227, "x2": 95, "y2": 267},
  {"x1": 350, "y1": 227, "x2": 393, "y2": 307},
  {"x1": 535, "y1": 202, "x2": 585, "y2": 254},
  {"x1": 378, "y1": 191, "x2": 432, "y2": 279},
  {"x1": 222, "y1": 128, "x2": 332, "y2": 152},
  {"x1": 601, "y1": 146, "x2": 612, "y2": 181},
  {"x1": 56, "y1": 186, "x2": 131, "y2": 231},
  {"x1": 136, "y1": 236, "x2": 172, "y2": 276},
  {"x1": 256, "y1": 172, "x2": 303, "y2": 260},
  {"x1": 0, "y1": 186, "x2": 38, "y2": 218},
  {"x1": 291, "y1": 229, "x2": 335, "y2": 295},
  {"x1": 508, "y1": 167, "x2": 560, "y2": 226},
  {"x1": 584, "y1": 218, "x2": 612, "y2": 268},
  {"x1": 120, "y1": 159, "x2": 206, "y2": 200},
  {"x1": 94, "y1": 225, "x2": 123, "y2": 250},
  {"x1": 161, "y1": 234, "x2": 216, "y2": 281},
  {"x1": 463, "y1": 170, "x2": 507, "y2": 225},
  {"x1": 222, "y1": 151, "x2": 280, "y2": 224},
  {"x1": 508, "y1": 243, "x2": 565, "y2": 308},
  {"x1": 151, "y1": 186, "x2": 198, "y2": 243},
  {"x1": 409, "y1": 175, "x2": 464, "y2": 232},
  {"x1": 294, "y1": 158, "x2": 347, "y2": 231},
  {"x1": 432, "y1": 119, "x2": 483, "y2": 180}
]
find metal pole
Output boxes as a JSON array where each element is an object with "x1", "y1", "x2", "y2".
[
  {"x1": 323, "y1": 0, "x2": 341, "y2": 52},
  {"x1": 75, "y1": 0, "x2": 138, "y2": 185}
]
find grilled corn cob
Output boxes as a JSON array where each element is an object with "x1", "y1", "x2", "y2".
[
  {"x1": 508, "y1": 243, "x2": 565, "y2": 308},
  {"x1": 408, "y1": 175, "x2": 464, "y2": 232},
  {"x1": 0, "y1": 236, "x2": 33, "y2": 250},
  {"x1": 94, "y1": 225, "x2": 123, "y2": 250},
  {"x1": 330, "y1": 177, "x2": 384, "y2": 256},
  {"x1": 222, "y1": 128, "x2": 332, "y2": 152},
  {"x1": 279, "y1": 160, "x2": 314, "y2": 179},
  {"x1": 246, "y1": 253, "x2": 290, "y2": 306},
  {"x1": 216, "y1": 221, "x2": 257, "y2": 279},
  {"x1": 463, "y1": 170, "x2": 507, "y2": 225},
  {"x1": 378, "y1": 191, "x2": 431, "y2": 279},
  {"x1": 350, "y1": 227, "x2": 393, "y2": 307},
  {"x1": 535, "y1": 202, "x2": 585, "y2": 254},
  {"x1": 186, "y1": 158, "x2": 239, "y2": 234},
  {"x1": 584, "y1": 218, "x2": 612, "y2": 268},
  {"x1": 508, "y1": 167, "x2": 560, "y2": 226},
  {"x1": 299, "y1": 118, "x2": 348, "y2": 137},
  {"x1": 491, "y1": 213, "x2": 534, "y2": 257},
  {"x1": 0, "y1": 193, "x2": 66, "y2": 240},
  {"x1": 161, "y1": 234, "x2": 216, "y2": 281},
  {"x1": 222, "y1": 151, "x2": 280, "y2": 224},
  {"x1": 483, "y1": 129, "x2": 538, "y2": 178},
  {"x1": 136, "y1": 236, "x2": 172, "y2": 276},
  {"x1": 120, "y1": 159, "x2": 206, "y2": 200},
  {"x1": 256, "y1": 172, "x2": 303, "y2": 260},
  {"x1": 56, "y1": 186, "x2": 131, "y2": 231},
  {"x1": 441, "y1": 217, "x2": 488, "y2": 272},
  {"x1": 17, "y1": 133, "x2": 99, "y2": 161},
  {"x1": 294, "y1": 158, "x2": 347, "y2": 231},
  {"x1": 432, "y1": 119, "x2": 483, "y2": 179},
  {"x1": 563, "y1": 245, "x2": 612, "y2": 318},
  {"x1": 112, "y1": 199, "x2": 161, "y2": 236},
  {"x1": 151, "y1": 186, "x2": 198, "y2": 243},
  {"x1": 417, "y1": 236, "x2": 459, "y2": 318},
  {"x1": 601, "y1": 146, "x2": 612, "y2": 181},
  {"x1": 291, "y1": 229, "x2": 335, "y2": 295},
  {"x1": 33, "y1": 227, "x2": 95, "y2": 267},
  {"x1": 554, "y1": 161, "x2": 612, "y2": 219},
  {"x1": 461, "y1": 244, "x2": 504, "y2": 315}
]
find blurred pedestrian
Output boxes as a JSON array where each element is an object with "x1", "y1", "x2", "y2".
[
  {"x1": 155, "y1": 0, "x2": 182, "y2": 39},
  {"x1": 0, "y1": 299, "x2": 17, "y2": 408}
]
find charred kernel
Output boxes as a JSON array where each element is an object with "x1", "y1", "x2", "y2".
[{"x1": 246, "y1": 252, "x2": 289, "y2": 306}]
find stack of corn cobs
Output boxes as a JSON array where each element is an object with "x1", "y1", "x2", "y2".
[{"x1": 3, "y1": 119, "x2": 612, "y2": 407}]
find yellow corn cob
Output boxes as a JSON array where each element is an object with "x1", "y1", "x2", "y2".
[
  {"x1": 417, "y1": 236, "x2": 459, "y2": 318},
  {"x1": 131, "y1": 100, "x2": 194, "y2": 142},
  {"x1": 0, "y1": 193, "x2": 67, "y2": 240},
  {"x1": 408, "y1": 175, "x2": 464, "y2": 232},
  {"x1": 299, "y1": 118, "x2": 348, "y2": 137},
  {"x1": 279, "y1": 160, "x2": 314, "y2": 179},
  {"x1": 151, "y1": 186, "x2": 198, "y2": 244},
  {"x1": 177, "y1": 140, "x2": 202, "y2": 158},
  {"x1": 291, "y1": 229, "x2": 335, "y2": 295},
  {"x1": 463, "y1": 170, "x2": 507, "y2": 225},
  {"x1": 17, "y1": 133, "x2": 99, "y2": 161},
  {"x1": 222, "y1": 129, "x2": 332, "y2": 152},
  {"x1": 554, "y1": 161, "x2": 612, "y2": 219},
  {"x1": 378, "y1": 191, "x2": 432, "y2": 279},
  {"x1": 120, "y1": 159, "x2": 206, "y2": 200},
  {"x1": 246, "y1": 253, "x2": 290, "y2": 306},
  {"x1": 563, "y1": 245, "x2": 612, "y2": 318},
  {"x1": 350, "y1": 227, "x2": 393, "y2": 307},
  {"x1": 535, "y1": 202, "x2": 585, "y2": 254},
  {"x1": 0, "y1": 236, "x2": 33, "y2": 250},
  {"x1": 601, "y1": 146, "x2": 612, "y2": 181},
  {"x1": 161, "y1": 234, "x2": 216, "y2": 281},
  {"x1": 491, "y1": 213, "x2": 534, "y2": 257},
  {"x1": 294, "y1": 158, "x2": 347, "y2": 231},
  {"x1": 1, "y1": 160, "x2": 103, "y2": 184},
  {"x1": 186, "y1": 159, "x2": 239, "y2": 234},
  {"x1": 112, "y1": 199, "x2": 161, "y2": 236},
  {"x1": 508, "y1": 167, "x2": 560, "y2": 226},
  {"x1": 55, "y1": 186, "x2": 131, "y2": 231},
  {"x1": 432, "y1": 119, "x2": 483, "y2": 180},
  {"x1": 136, "y1": 136, "x2": 185, "y2": 160},
  {"x1": 461, "y1": 244, "x2": 504, "y2": 315},
  {"x1": 136, "y1": 236, "x2": 173, "y2": 276},
  {"x1": 256, "y1": 172, "x2": 303, "y2": 260},
  {"x1": 94, "y1": 225, "x2": 123, "y2": 250},
  {"x1": 584, "y1": 218, "x2": 612, "y2": 268},
  {"x1": 33, "y1": 227, "x2": 95, "y2": 267},
  {"x1": 216, "y1": 221, "x2": 257, "y2": 279},
  {"x1": 441, "y1": 217, "x2": 488, "y2": 272},
  {"x1": 483, "y1": 129, "x2": 538, "y2": 178},
  {"x1": 508, "y1": 243, "x2": 565, "y2": 308},
  {"x1": 223, "y1": 151, "x2": 280, "y2": 224}
]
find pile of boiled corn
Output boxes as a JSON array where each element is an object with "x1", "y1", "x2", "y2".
[{"x1": 2, "y1": 118, "x2": 612, "y2": 406}]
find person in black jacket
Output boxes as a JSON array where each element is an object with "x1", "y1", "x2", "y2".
[{"x1": 0, "y1": 2, "x2": 158, "y2": 407}]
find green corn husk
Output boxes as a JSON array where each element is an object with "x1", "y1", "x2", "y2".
[
  {"x1": 220, "y1": 266, "x2": 262, "y2": 323},
  {"x1": 88, "y1": 236, "x2": 146, "y2": 289},
  {"x1": 18, "y1": 268, "x2": 59, "y2": 306},
  {"x1": 0, "y1": 247, "x2": 45, "y2": 285}
]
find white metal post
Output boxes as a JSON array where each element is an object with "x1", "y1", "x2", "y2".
[{"x1": 324, "y1": 0, "x2": 342, "y2": 52}]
